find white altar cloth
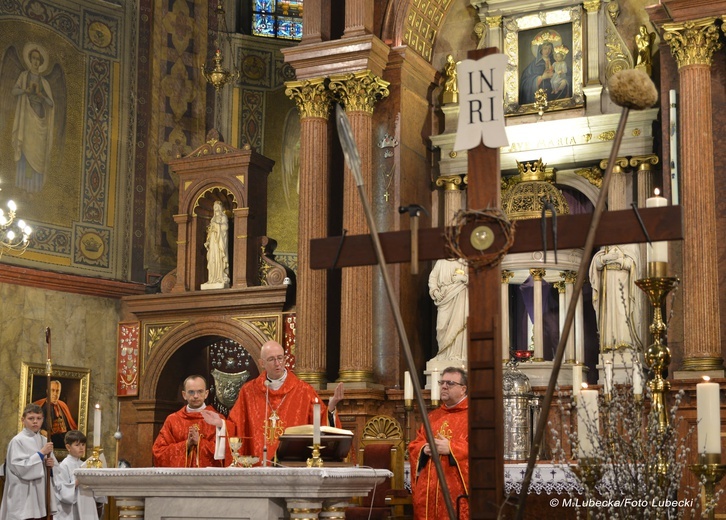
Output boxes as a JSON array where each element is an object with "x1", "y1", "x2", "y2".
[{"x1": 75, "y1": 466, "x2": 391, "y2": 520}]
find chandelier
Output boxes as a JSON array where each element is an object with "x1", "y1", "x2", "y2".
[
  {"x1": 0, "y1": 197, "x2": 32, "y2": 258},
  {"x1": 201, "y1": 1, "x2": 240, "y2": 91}
]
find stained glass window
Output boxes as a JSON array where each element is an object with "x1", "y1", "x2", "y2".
[{"x1": 251, "y1": 0, "x2": 302, "y2": 40}]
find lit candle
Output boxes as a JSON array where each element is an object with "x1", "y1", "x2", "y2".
[
  {"x1": 431, "y1": 369, "x2": 440, "y2": 401},
  {"x1": 604, "y1": 360, "x2": 613, "y2": 396},
  {"x1": 697, "y1": 376, "x2": 721, "y2": 455},
  {"x1": 577, "y1": 385, "x2": 599, "y2": 458},
  {"x1": 404, "y1": 371, "x2": 413, "y2": 401},
  {"x1": 633, "y1": 363, "x2": 642, "y2": 396},
  {"x1": 312, "y1": 398, "x2": 321, "y2": 446},
  {"x1": 571, "y1": 365, "x2": 582, "y2": 399},
  {"x1": 93, "y1": 403, "x2": 101, "y2": 447},
  {"x1": 645, "y1": 189, "x2": 668, "y2": 264}
]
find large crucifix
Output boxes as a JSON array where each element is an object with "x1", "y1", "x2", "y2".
[{"x1": 310, "y1": 48, "x2": 682, "y2": 517}]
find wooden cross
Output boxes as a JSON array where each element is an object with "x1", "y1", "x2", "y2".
[{"x1": 310, "y1": 47, "x2": 683, "y2": 517}]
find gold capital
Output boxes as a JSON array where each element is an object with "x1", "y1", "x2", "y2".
[
  {"x1": 329, "y1": 71, "x2": 390, "y2": 114},
  {"x1": 434, "y1": 175, "x2": 464, "y2": 191},
  {"x1": 485, "y1": 15, "x2": 502, "y2": 29},
  {"x1": 553, "y1": 280, "x2": 566, "y2": 293},
  {"x1": 502, "y1": 270, "x2": 514, "y2": 284},
  {"x1": 285, "y1": 77, "x2": 332, "y2": 119},
  {"x1": 562, "y1": 270, "x2": 577, "y2": 285},
  {"x1": 530, "y1": 268, "x2": 546, "y2": 281},
  {"x1": 583, "y1": 0, "x2": 600, "y2": 14},
  {"x1": 599, "y1": 156, "x2": 629, "y2": 174},
  {"x1": 662, "y1": 18, "x2": 721, "y2": 68},
  {"x1": 629, "y1": 154, "x2": 660, "y2": 171}
]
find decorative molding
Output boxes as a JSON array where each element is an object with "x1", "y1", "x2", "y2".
[
  {"x1": 662, "y1": 18, "x2": 722, "y2": 68},
  {"x1": 285, "y1": 77, "x2": 332, "y2": 119},
  {"x1": 328, "y1": 71, "x2": 390, "y2": 114}
]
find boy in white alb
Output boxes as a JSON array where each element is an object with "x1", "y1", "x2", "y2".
[
  {"x1": 54, "y1": 430, "x2": 105, "y2": 520},
  {"x1": 0, "y1": 403, "x2": 57, "y2": 520}
]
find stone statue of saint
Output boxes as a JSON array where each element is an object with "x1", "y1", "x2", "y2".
[
  {"x1": 202, "y1": 201, "x2": 230, "y2": 289},
  {"x1": 589, "y1": 244, "x2": 642, "y2": 351},
  {"x1": 428, "y1": 258, "x2": 469, "y2": 361},
  {"x1": 442, "y1": 54, "x2": 458, "y2": 105},
  {"x1": 635, "y1": 25, "x2": 655, "y2": 77}
]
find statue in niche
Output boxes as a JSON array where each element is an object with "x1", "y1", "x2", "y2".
[
  {"x1": 201, "y1": 201, "x2": 230, "y2": 290},
  {"x1": 635, "y1": 25, "x2": 655, "y2": 77},
  {"x1": 428, "y1": 258, "x2": 469, "y2": 361},
  {"x1": 588, "y1": 244, "x2": 642, "y2": 351}
]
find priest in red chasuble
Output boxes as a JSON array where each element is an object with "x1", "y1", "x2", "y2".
[
  {"x1": 409, "y1": 366, "x2": 469, "y2": 520},
  {"x1": 204, "y1": 340, "x2": 344, "y2": 466},
  {"x1": 153, "y1": 375, "x2": 227, "y2": 467}
]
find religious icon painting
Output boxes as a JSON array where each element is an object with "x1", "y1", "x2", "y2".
[
  {"x1": 503, "y1": 5, "x2": 585, "y2": 116},
  {"x1": 19, "y1": 361, "x2": 90, "y2": 458}
]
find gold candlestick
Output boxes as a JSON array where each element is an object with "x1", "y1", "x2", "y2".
[
  {"x1": 689, "y1": 454, "x2": 726, "y2": 520},
  {"x1": 307, "y1": 444, "x2": 324, "y2": 467}
]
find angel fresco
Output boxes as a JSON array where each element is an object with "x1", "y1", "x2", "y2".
[{"x1": 0, "y1": 43, "x2": 66, "y2": 193}]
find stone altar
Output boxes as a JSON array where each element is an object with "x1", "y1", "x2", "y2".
[{"x1": 75, "y1": 467, "x2": 391, "y2": 520}]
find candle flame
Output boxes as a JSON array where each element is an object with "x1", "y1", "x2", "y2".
[
  {"x1": 703, "y1": 375, "x2": 711, "y2": 382},
  {"x1": 654, "y1": 188, "x2": 660, "y2": 196},
  {"x1": 581, "y1": 383, "x2": 588, "y2": 389},
  {"x1": 95, "y1": 403, "x2": 101, "y2": 409}
]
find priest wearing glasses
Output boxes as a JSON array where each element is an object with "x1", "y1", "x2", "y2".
[
  {"x1": 203, "y1": 340, "x2": 344, "y2": 465},
  {"x1": 408, "y1": 366, "x2": 469, "y2": 520}
]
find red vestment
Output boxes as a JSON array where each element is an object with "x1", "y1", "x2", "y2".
[
  {"x1": 226, "y1": 371, "x2": 338, "y2": 464},
  {"x1": 408, "y1": 397, "x2": 469, "y2": 520},
  {"x1": 152, "y1": 406, "x2": 225, "y2": 467}
]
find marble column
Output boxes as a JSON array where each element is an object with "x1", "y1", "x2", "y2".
[
  {"x1": 662, "y1": 18, "x2": 724, "y2": 372},
  {"x1": 342, "y1": 0, "x2": 373, "y2": 38},
  {"x1": 600, "y1": 156, "x2": 629, "y2": 211},
  {"x1": 329, "y1": 71, "x2": 389, "y2": 384},
  {"x1": 502, "y1": 270, "x2": 514, "y2": 362},
  {"x1": 484, "y1": 15, "x2": 502, "y2": 50},
  {"x1": 530, "y1": 268, "x2": 546, "y2": 361},
  {"x1": 434, "y1": 175, "x2": 465, "y2": 224},
  {"x1": 285, "y1": 78, "x2": 333, "y2": 384},
  {"x1": 300, "y1": 0, "x2": 330, "y2": 44},
  {"x1": 583, "y1": 0, "x2": 603, "y2": 114}
]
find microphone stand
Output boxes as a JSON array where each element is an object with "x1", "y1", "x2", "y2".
[
  {"x1": 263, "y1": 380, "x2": 269, "y2": 467},
  {"x1": 44, "y1": 327, "x2": 52, "y2": 520}
]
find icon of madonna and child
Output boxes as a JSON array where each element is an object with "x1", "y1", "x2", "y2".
[{"x1": 519, "y1": 28, "x2": 572, "y2": 106}]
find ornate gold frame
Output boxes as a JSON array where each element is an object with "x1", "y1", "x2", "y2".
[
  {"x1": 19, "y1": 361, "x2": 90, "y2": 456},
  {"x1": 503, "y1": 5, "x2": 584, "y2": 116}
]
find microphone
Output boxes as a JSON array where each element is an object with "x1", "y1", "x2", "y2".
[{"x1": 263, "y1": 380, "x2": 270, "y2": 467}]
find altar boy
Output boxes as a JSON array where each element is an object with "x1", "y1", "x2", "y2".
[
  {"x1": 0, "y1": 403, "x2": 57, "y2": 520},
  {"x1": 54, "y1": 430, "x2": 105, "y2": 519}
]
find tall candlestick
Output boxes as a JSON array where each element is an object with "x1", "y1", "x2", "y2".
[
  {"x1": 645, "y1": 189, "x2": 668, "y2": 264},
  {"x1": 312, "y1": 398, "x2": 321, "y2": 446},
  {"x1": 571, "y1": 365, "x2": 583, "y2": 399},
  {"x1": 577, "y1": 386, "x2": 599, "y2": 458},
  {"x1": 604, "y1": 360, "x2": 613, "y2": 396},
  {"x1": 93, "y1": 403, "x2": 101, "y2": 447},
  {"x1": 431, "y1": 369, "x2": 440, "y2": 401},
  {"x1": 404, "y1": 371, "x2": 413, "y2": 400},
  {"x1": 697, "y1": 377, "x2": 721, "y2": 455}
]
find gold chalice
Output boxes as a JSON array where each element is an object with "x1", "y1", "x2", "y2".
[{"x1": 229, "y1": 436, "x2": 243, "y2": 467}]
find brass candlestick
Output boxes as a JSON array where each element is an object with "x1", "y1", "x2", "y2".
[
  {"x1": 86, "y1": 446, "x2": 104, "y2": 468},
  {"x1": 635, "y1": 273, "x2": 679, "y2": 477},
  {"x1": 307, "y1": 444, "x2": 324, "y2": 467},
  {"x1": 689, "y1": 454, "x2": 726, "y2": 520},
  {"x1": 404, "y1": 399, "x2": 413, "y2": 449}
]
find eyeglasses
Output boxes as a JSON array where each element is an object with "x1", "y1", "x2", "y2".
[
  {"x1": 265, "y1": 355, "x2": 286, "y2": 364},
  {"x1": 438, "y1": 380, "x2": 465, "y2": 387},
  {"x1": 185, "y1": 389, "x2": 207, "y2": 396}
]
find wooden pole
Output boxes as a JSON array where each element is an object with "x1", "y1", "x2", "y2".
[{"x1": 44, "y1": 327, "x2": 52, "y2": 520}]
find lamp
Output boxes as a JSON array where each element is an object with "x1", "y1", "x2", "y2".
[
  {"x1": 0, "y1": 194, "x2": 32, "y2": 258},
  {"x1": 201, "y1": 1, "x2": 240, "y2": 91}
]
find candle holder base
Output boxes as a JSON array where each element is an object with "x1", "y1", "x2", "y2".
[
  {"x1": 307, "y1": 444, "x2": 324, "y2": 468},
  {"x1": 86, "y1": 446, "x2": 104, "y2": 468},
  {"x1": 689, "y1": 459, "x2": 726, "y2": 520}
]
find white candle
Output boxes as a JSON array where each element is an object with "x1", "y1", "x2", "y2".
[
  {"x1": 646, "y1": 189, "x2": 668, "y2": 263},
  {"x1": 404, "y1": 371, "x2": 413, "y2": 400},
  {"x1": 431, "y1": 369, "x2": 440, "y2": 401},
  {"x1": 93, "y1": 403, "x2": 101, "y2": 447},
  {"x1": 313, "y1": 398, "x2": 321, "y2": 445},
  {"x1": 697, "y1": 376, "x2": 721, "y2": 455},
  {"x1": 577, "y1": 386, "x2": 599, "y2": 458},
  {"x1": 604, "y1": 360, "x2": 613, "y2": 396},
  {"x1": 571, "y1": 365, "x2": 582, "y2": 399},
  {"x1": 633, "y1": 363, "x2": 642, "y2": 396}
]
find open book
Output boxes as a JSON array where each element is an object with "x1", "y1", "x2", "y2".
[{"x1": 283, "y1": 424, "x2": 354, "y2": 436}]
